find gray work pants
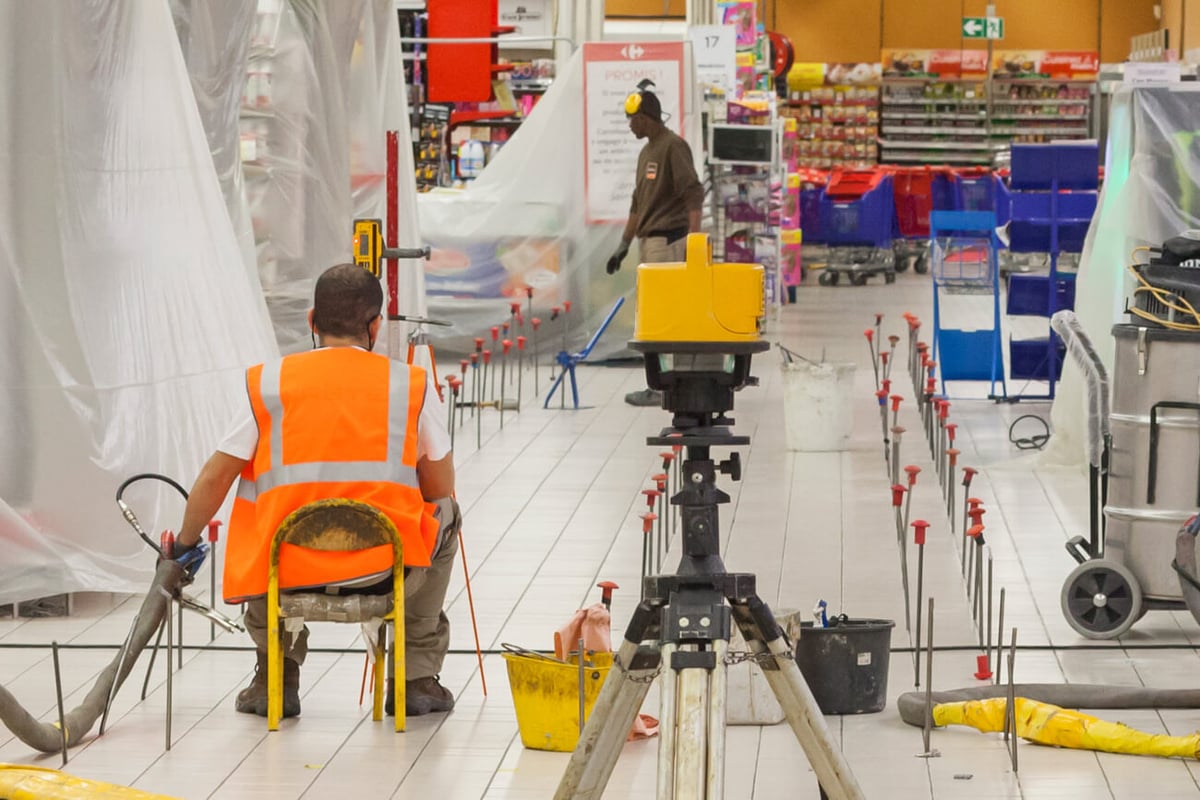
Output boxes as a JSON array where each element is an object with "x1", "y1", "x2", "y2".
[
  {"x1": 639, "y1": 235, "x2": 688, "y2": 264},
  {"x1": 243, "y1": 496, "x2": 460, "y2": 680}
]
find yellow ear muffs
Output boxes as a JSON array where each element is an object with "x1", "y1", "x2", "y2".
[{"x1": 624, "y1": 91, "x2": 643, "y2": 116}]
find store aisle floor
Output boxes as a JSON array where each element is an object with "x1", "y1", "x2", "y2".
[{"x1": 3, "y1": 267, "x2": 1200, "y2": 799}]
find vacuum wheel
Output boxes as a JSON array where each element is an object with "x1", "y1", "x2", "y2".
[
  {"x1": 818, "y1": 270, "x2": 839, "y2": 286},
  {"x1": 884, "y1": 271, "x2": 896, "y2": 284},
  {"x1": 913, "y1": 255, "x2": 929, "y2": 274},
  {"x1": 849, "y1": 272, "x2": 869, "y2": 286},
  {"x1": 1060, "y1": 559, "x2": 1143, "y2": 639}
]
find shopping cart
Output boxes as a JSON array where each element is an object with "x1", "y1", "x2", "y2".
[
  {"x1": 816, "y1": 168, "x2": 896, "y2": 286},
  {"x1": 891, "y1": 166, "x2": 956, "y2": 275}
]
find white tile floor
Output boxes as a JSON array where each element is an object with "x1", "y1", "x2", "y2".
[{"x1": 4, "y1": 269, "x2": 1200, "y2": 798}]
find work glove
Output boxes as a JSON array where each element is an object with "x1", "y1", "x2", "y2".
[
  {"x1": 162, "y1": 539, "x2": 210, "y2": 583},
  {"x1": 606, "y1": 241, "x2": 630, "y2": 275}
]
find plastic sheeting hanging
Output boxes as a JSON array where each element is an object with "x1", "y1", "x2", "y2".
[
  {"x1": 170, "y1": 0, "x2": 258, "y2": 276},
  {"x1": 241, "y1": 0, "x2": 426, "y2": 356},
  {"x1": 1047, "y1": 86, "x2": 1200, "y2": 468},
  {"x1": 0, "y1": 0, "x2": 279, "y2": 603},
  {"x1": 417, "y1": 47, "x2": 703, "y2": 360}
]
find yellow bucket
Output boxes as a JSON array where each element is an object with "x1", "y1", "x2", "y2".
[{"x1": 503, "y1": 650, "x2": 613, "y2": 752}]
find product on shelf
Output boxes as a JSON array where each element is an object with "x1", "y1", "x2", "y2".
[{"x1": 783, "y1": 62, "x2": 880, "y2": 169}]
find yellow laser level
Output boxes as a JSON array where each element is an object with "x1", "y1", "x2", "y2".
[
  {"x1": 633, "y1": 233, "x2": 764, "y2": 346},
  {"x1": 354, "y1": 219, "x2": 384, "y2": 277}
]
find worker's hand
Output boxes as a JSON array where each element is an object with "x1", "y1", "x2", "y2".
[
  {"x1": 606, "y1": 241, "x2": 630, "y2": 275},
  {"x1": 163, "y1": 540, "x2": 210, "y2": 583}
]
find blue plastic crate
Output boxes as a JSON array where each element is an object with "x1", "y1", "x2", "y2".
[
  {"x1": 1010, "y1": 336, "x2": 1067, "y2": 381},
  {"x1": 1006, "y1": 273, "x2": 1076, "y2": 316},
  {"x1": 1010, "y1": 143, "x2": 1099, "y2": 191},
  {"x1": 819, "y1": 175, "x2": 895, "y2": 248},
  {"x1": 1008, "y1": 191, "x2": 1097, "y2": 253}
]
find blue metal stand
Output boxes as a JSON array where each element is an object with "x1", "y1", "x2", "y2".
[
  {"x1": 544, "y1": 296, "x2": 626, "y2": 410},
  {"x1": 929, "y1": 210, "x2": 1006, "y2": 400}
]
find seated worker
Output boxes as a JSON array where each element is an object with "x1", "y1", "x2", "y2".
[{"x1": 169, "y1": 263, "x2": 459, "y2": 719}]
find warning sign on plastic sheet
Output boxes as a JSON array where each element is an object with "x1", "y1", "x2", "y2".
[{"x1": 583, "y1": 42, "x2": 685, "y2": 223}]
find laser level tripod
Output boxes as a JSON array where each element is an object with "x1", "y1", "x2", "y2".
[{"x1": 555, "y1": 342, "x2": 863, "y2": 800}]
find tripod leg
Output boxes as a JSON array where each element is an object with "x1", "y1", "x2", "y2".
[
  {"x1": 732, "y1": 601, "x2": 864, "y2": 800},
  {"x1": 657, "y1": 643, "x2": 677, "y2": 799},
  {"x1": 706, "y1": 638, "x2": 728, "y2": 799},
  {"x1": 673, "y1": 647, "x2": 708, "y2": 798},
  {"x1": 555, "y1": 637, "x2": 660, "y2": 800}
]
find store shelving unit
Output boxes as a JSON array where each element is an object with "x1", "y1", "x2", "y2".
[
  {"x1": 878, "y1": 78, "x2": 992, "y2": 166},
  {"x1": 878, "y1": 75, "x2": 1094, "y2": 166},
  {"x1": 782, "y1": 85, "x2": 878, "y2": 169}
]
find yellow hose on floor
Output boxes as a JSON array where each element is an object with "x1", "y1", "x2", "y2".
[
  {"x1": 933, "y1": 697, "x2": 1200, "y2": 759},
  {"x1": 0, "y1": 764, "x2": 182, "y2": 800}
]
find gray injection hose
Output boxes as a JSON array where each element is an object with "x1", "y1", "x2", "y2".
[
  {"x1": 898, "y1": 683, "x2": 1200, "y2": 728},
  {"x1": 0, "y1": 559, "x2": 185, "y2": 752}
]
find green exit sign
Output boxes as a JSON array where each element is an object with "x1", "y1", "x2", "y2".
[{"x1": 963, "y1": 16, "x2": 1004, "y2": 40}]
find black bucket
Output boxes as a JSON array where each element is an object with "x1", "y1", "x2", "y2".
[{"x1": 795, "y1": 618, "x2": 894, "y2": 715}]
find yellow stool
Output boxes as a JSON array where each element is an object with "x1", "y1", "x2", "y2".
[{"x1": 266, "y1": 499, "x2": 405, "y2": 731}]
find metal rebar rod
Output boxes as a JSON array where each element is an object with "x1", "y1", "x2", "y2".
[
  {"x1": 914, "y1": 540, "x2": 925, "y2": 687},
  {"x1": 577, "y1": 637, "x2": 586, "y2": 735},
  {"x1": 100, "y1": 613, "x2": 141, "y2": 736},
  {"x1": 141, "y1": 620, "x2": 165, "y2": 701},
  {"x1": 922, "y1": 598, "x2": 934, "y2": 754},
  {"x1": 995, "y1": 588, "x2": 1006, "y2": 686},
  {"x1": 165, "y1": 595, "x2": 174, "y2": 751},
  {"x1": 52, "y1": 641, "x2": 68, "y2": 766},
  {"x1": 986, "y1": 556, "x2": 994, "y2": 674}
]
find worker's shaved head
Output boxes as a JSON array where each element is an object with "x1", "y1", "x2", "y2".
[{"x1": 312, "y1": 263, "x2": 383, "y2": 339}]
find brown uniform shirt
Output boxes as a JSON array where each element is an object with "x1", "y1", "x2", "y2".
[{"x1": 629, "y1": 129, "x2": 704, "y2": 240}]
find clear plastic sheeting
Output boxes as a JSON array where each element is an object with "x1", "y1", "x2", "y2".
[
  {"x1": 170, "y1": 0, "x2": 258, "y2": 276},
  {"x1": 418, "y1": 47, "x2": 702, "y2": 361},
  {"x1": 0, "y1": 0, "x2": 278, "y2": 603},
  {"x1": 243, "y1": 0, "x2": 426, "y2": 356},
  {"x1": 1047, "y1": 85, "x2": 1200, "y2": 468}
]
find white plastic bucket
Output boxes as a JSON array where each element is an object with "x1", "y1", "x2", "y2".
[{"x1": 781, "y1": 361, "x2": 856, "y2": 451}]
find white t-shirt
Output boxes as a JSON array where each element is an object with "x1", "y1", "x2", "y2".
[{"x1": 217, "y1": 352, "x2": 452, "y2": 463}]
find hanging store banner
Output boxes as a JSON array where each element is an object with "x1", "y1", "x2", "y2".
[
  {"x1": 992, "y1": 51, "x2": 1099, "y2": 80},
  {"x1": 583, "y1": 41, "x2": 685, "y2": 223},
  {"x1": 881, "y1": 49, "x2": 988, "y2": 79}
]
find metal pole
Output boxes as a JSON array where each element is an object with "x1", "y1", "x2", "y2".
[
  {"x1": 52, "y1": 641, "x2": 68, "y2": 766},
  {"x1": 995, "y1": 588, "x2": 1006, "y2": 686},
  {"x1": 165, "y1": 593, "x2": 174, "y2": 751},
  {"x1": 922, "y1": 598, "x2": 934, "y2": 755}
]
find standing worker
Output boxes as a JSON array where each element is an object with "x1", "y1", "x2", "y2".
[
  {"x1": 167, "y1": 263, "x2": 460, "y2": 720},
  {"x1": 605, "y1": 80, "x2": 704, "y2": 406}
]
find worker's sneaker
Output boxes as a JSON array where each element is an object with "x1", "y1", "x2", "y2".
[
  {"x1": 235, "y1": 652, "x2": 301, "y2": 718},
  {"x1": 385, "y1": 676, "x2": 455, "y2": 716},
  {"x1": 624, "y1": 388, "x2": 663, "y2": 407}
]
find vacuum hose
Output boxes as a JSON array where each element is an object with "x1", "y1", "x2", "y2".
[
  {"x1": 898, "y1": 683, "x2": 1200, "y2": 728},
  {"x1": 0, "y1": 559, "x2": 186, "y2": 753}
]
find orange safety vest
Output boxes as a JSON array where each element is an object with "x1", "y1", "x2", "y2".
[{"x1": 223, "y1": 348, "x2": 439, "y2": 603}]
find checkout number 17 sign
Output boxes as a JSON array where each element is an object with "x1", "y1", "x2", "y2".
[{"x1": 583, "y1": 42, "x2": 685, "y2": 223}]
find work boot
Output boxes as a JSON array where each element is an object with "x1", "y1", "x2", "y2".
[
  {"x1": 624, "y1": 388, "x2": 663, "y2": 407},
  {"x1": 385, "y1": 675, "x2": 455, "y2": 717},
  {"x1": 235, "y1": 651, "x2": 301, "y2": 718}
]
